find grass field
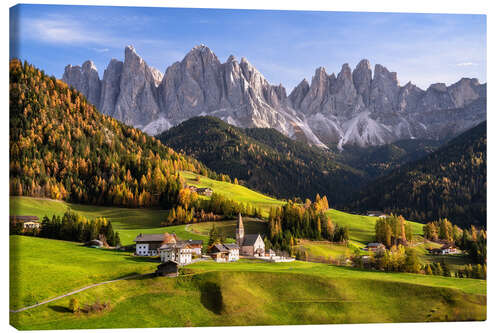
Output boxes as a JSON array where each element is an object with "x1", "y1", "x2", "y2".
[
  {"x1": 10, "y1": 258, "x2": 486, "y2": 330},
  {"x1": 9, "y1": 235, "x2": 158, "y2": 310},
  {"x1": 293, "y1": 240, "x2": 354, "y2": 259},
  {"x1": 326, "y1": 209, "x2": 424, "y2": 244},
  {"x1": 187, "y1": 218, "x2": 267, "y2": 240},
  {"x1": 181, "y1": 171, "x2": 285, "y2": 216}
]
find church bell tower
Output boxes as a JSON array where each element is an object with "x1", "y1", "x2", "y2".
[{"x1": 236, "y1": 213, "x2": 245, "y2": 246}]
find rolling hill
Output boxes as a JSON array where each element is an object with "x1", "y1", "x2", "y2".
[
  {"x1": 10, "y1": 247, "x2": 486, "y2": 329},
  {"x1": 158, "y1": 116, "x2": 364, "y2": 203},
  {"x1": 346, "y1": 121, "x2": 486, "y2": 227}
]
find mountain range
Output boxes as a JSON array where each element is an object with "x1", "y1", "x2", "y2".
[{"x1": 62, "y1": 45, "x2": 486, "y2": 149}]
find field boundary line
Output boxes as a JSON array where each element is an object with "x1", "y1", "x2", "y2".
[{"x1": 10, "y1": 273, "x2": 145, "y2": 313}]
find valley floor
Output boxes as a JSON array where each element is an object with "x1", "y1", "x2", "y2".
[
  {"x1": 10, "y1": 235, "x2": 486, "y2": 330},
  {"x1": 9, "y1": 192, "x2": 486, "y2": 329}
]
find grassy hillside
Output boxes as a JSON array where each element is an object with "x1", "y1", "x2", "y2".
[
  {"x1": 180, "y1": 171, "x2": 285, "y2": 216},
  {"x1": 9, "y1": 235, "x2": 158, "y2": 310},
  {"x1": 326, "y1": 209, "x2": 424, "y2": 244},
  {"x1": 11, "y1": 193, "x2": 425, "y2": 247},
  {"x1": 187, "y1": 219, "x2": 267, "y2": 241},
  {"x1": 10, "y1": 258, "x2": 486, "y2": 330}
]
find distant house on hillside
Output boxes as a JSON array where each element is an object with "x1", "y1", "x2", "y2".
[
  {"x1": 367, "y1": 211, "x2": 387, "y2": 218},
  {"x1": 429, "y1": 244, "x2": 458, "y2": 255},
  {"x1": 10, "y1": 216, "x2": 40, "y2": 229},
  {"x1": 236, "y1": 213, "x2": 265, "y2": 256},
  {"x1": 134, "y1": 232, "x2": 203, "y2": 258},
  {"x1": 197, "y1": 188, "x2": 213, "y2": 196},
  {"x1": 186, "y1": 185, "x2": 213, "y2": 196},
  {"x1": 366, "y1": 243, "x2": 386, "y2": 252}
]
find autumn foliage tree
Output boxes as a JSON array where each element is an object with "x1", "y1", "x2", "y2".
[{"x1": 9, "y1": 59, "x2": 211, "y2": 208}]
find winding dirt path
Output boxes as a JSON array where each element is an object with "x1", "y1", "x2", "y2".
[{"x1": 10, "y1": 274, "x2": 144, "y2": 313}]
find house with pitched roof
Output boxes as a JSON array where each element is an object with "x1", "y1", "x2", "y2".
[
  {"x1": 208, "y1": 243, "x2": 240, "y2": 262},
  {"x1": 159, "y1": 243, "x2": 193, "y2": 265},
  {"x1": 134, "y1": 232, "x2": 202, "y2": 258},
  {"x1": 235, "y1": 213, "x2": 265, "y2": 256}
]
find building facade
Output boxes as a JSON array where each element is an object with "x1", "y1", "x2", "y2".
[
  {"x1": 208, "y1": 243, "x2": 240, "y2": 262},
  {"x1": 134, "y1": 232, "x2": 203, "y2": 258}
]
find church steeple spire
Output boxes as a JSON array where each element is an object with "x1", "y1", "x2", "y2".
[{"x1": 236, "y1": 213, "x2": 245, "y2": 246}]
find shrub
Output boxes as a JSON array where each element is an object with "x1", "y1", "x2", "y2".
[{"x1": 68, "y1": 298, "x2": 79, "y2": 313}]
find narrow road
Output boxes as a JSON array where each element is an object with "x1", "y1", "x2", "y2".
[{"x1": 10, "y1": 274, "x2": 145, "y2": 313}]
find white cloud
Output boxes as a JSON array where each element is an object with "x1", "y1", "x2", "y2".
[
  {"x1": 92, "y1": 48, "x2": 110, "y2": 53},
  {"x1": 457, "y1": 62, "x2": 478, "y2": 67}
]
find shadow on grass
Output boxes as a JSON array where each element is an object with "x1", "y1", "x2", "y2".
[
  {"x1": 49, "y1": 305, "x2": 71, "y2": 313},
  {"x1": 125, "y1": 273, "x2": 156, "y2": 281},
  {"x1": 123, "y1": 255, "x2": 160, "y2": 263},
  {"x1": 200, "y1": 282, "x2": 224, "y2": 315}
]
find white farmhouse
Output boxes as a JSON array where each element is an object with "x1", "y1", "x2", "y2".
[
  {"x1": 134, "y1": 232, "x2": 203, "y2": 258},
  {"x1": 159, "y1": 243, "x2": 193, "y2": 265}
]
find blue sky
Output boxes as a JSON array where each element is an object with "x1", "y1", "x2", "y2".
[{"x1": 10, "y1": 4, "x2": 486, "y2": 92}]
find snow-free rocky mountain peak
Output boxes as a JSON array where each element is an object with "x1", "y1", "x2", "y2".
[{"x1": 62, "y1": 45, "x2": 486, "y2": 149}]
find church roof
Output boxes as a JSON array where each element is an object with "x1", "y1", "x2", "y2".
[{"x1": 242, "y1": 234, "x2": 261, "y2": 246}]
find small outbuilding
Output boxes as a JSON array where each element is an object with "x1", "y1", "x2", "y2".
[
  {"x1": 366, "y1": 243, "x2": 386, "y2": 252},
  {"x1": 86, "y1": 239, "x2": 104, "y2": 248},
  {"x1": 10, "y1": 216, "x2": 41, "y2": 229},
  {"x1": 156, "y1": 260, "x2": 179, "y2": 277}
]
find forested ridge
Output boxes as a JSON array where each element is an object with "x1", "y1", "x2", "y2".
[
  {"x1": 336, "y1": 138, "x2": 443, "y2": 179},
  {"x1": 346, "y1": 121, "x2": 486, "y2": 227},
  {"x1": 9, "y1": 59, "x2": 212, "y2": 208},
  {"x1": 157, "y1": 116, "x2": 364, "y2": 203}
]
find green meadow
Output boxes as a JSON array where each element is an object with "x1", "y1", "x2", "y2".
[
  {"x1": 325, "y1": 209, "x2": 424, "y2": 244},
  {"x1": 180, "y1": 171, "x2": 286, "y2": 216},
  {"x1": 10, "y1": 257, "x2": 486, "y2": 330},
  {"x1": 9, "y1": 235, "x2": 157, "y2": 310},
  {"x1": 12, "y1": 173, "x2": 482, "y2": 330}
]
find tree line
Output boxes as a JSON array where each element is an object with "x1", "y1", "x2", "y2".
[
  {"x1": 160, "y1": 192, "x2": 263, "y2": 226},
  {"x1": 9, "y1": 59, "x2": 233, "y2": 209},
  {"x1": 346, "y1": 121, "x2": 486, "y2": 228},
  {"x1": 10, "y1": 210, "x2": 121, "y2": 246},
  {"x1": 267, "y1": 194, "x2": 349, "y2": 254},
  {"x1": 375, "y1": 215, "x2": 413, "y2": 248},
  {"x1": 423, "y1": 219, "x2": 486, "y2": 264}
]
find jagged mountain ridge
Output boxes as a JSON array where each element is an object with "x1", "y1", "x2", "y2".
[{"x1": 62, "y1": 45, "x2": 486, "y2": 149}]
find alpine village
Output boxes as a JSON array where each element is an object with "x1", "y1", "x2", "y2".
[{"x1": 9, "y1": 41, "x2": 486, "y2": 329}]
